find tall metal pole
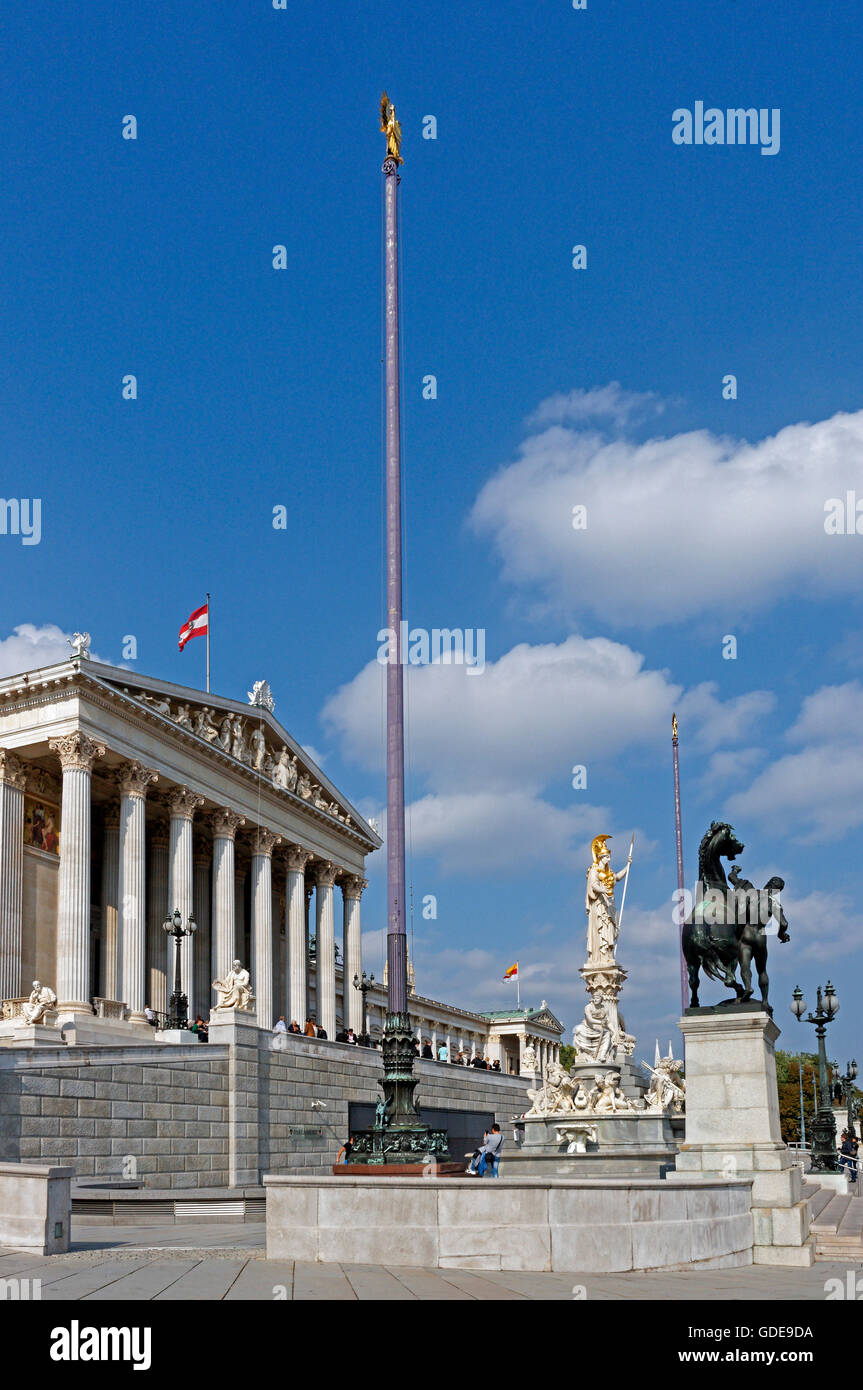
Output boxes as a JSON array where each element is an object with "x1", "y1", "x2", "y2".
[
  {"x1": 672, "y1": 714, "x2": 688, "y2": 1011},
  {"x1": 383, "y1": 147, "x2": 407, "y2": 1018},
  {"x1": 799, "y1": 1054, "x2": 806, "y2": 1147},
  {"x1": 206, "y1": 592, "x2": 211, "y2": 694}
]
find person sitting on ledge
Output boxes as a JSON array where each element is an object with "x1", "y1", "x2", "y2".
[
  {"x1": 317, "y1": 1024, "x2": 328, "y2": 1040},
  {"x1": 335, "y1": 1027, "x2": 348, "y2": 1042},
  {"x1": 466, "y1": 1124, "x2": 504, "y2": 1177},
  {"x1": 438, "y1": 1041, "x2": 449, "y2": 1062},
  {"x1": 491, "y1": 1059, "x2": 501, "y2": 1071},
  {"x1": 288, "y1": 1020, "x2": 301, "y2": 1034},
  {"x1": 346, "y1": 1028, "x2": 358, "y2": 1045},
  {"x1": 273, "y1": 1016, "x2": 288, "y2": 1035},
  {"x1": 304, "y1": 1018, "x2": 317, "y2": 1037},
  {"x1": 421, "y1": 1040, "x2": 433, "y2": 1059},
  {"x1": 194, "y1": 1015, "x2": 208, "y2": 1042},
  {"x1": 144, "y1": 1006, "x2": 158, "y2": 1028}
]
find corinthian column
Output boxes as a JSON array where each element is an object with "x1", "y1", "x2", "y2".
[
  {"x1": 211, "y1": 808, "x2": 244, "y2": 995},
  {"x1": 49, "y1": 732, "x2": 106, "y2": 1015},
  {"x1": 285, "y1": 845, "x2": 311, "y2": 1027},
  {"x1": 193, "y1": 847, "x2": 211, "y2": 1020},
  {"x1": 342, "y1": 874, "x2": 366, "y2": 1036},
  {"x1": 100, "y1": 804, "x2": 120, "y2": 1001},
  {"x1": 147, "y1": 821, "x2": 169, "y2": 1011},
  {"x1": 0, "y1": 750, "x2": 27, "y2": 1000},
  {"x1": 314, "y1": 860, "x2": 338, "y2": 1039},
  {"x1": 117, "y1": 762, "x2": 158, "y2": 1019},
  {"x1": 168, "y1": 786, "x2": 204, "y2": 1014},
  {"x1": 251, "y1": 828, "x2": 281, "y2": 1030}
]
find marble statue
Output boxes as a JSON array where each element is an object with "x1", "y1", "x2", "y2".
[
  {"x1": 586, "y1": 835, "x2": 631, "y2": 965},
  {"x1": 313, "y1": 788, "x2": 329, "y2": 811},
  {"x1": 249, "y1": 726, "x2": 267, "y2": 770},
  {"x1": 21, "y1": 981, "x2": 56, "y2": 1024},
  {"x1": 174, "y1": 703, "x2": 193, "y2": 729},
  {"x1": 572, "y1": 999, "x2": 616, "y2": 1063},
  {"x1": 212, "y1": 960, "x2": 254, "y2": 1011},
  {"x1": 297, "y1": 773, "x2": 313, "y2": 800},
  {"x1": 525, "y1": 1062, "x2": 576, "y2": 1116},
  {"x1": 643, "y1": 1044, "x2": 686, "y2": 1114},
  {"x1": 230, "y1": 718, "x2": 248, "y2": 763},
  {"x1": 218, "y1": 715, "x2": 233, "y2": 751},
  {"x1": 522, "y1": 1043, "x2": 538, "y2": 1072},
  {"x1": 273, "y1": 747, "x2": 298, "y2": 791},
  {"x1": 248, "y1": 680, "x2": 275, "y2": 713},
  {"x1": 193, "y1": 706, "x2": 220, "y2": 743},
  {"x1": 69, "y1": 633, "x2": 91, "y2": 660},
  {"x1": 586, "y1": 1072, "x2": 634, "y2": 1114},
  {"x1": 141, "y1": 691, "x2": 173, "y2": 718}
]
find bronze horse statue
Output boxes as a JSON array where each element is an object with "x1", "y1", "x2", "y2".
[{"x1": 682, "y1": 821, "x2": 788, "y2": 1011}]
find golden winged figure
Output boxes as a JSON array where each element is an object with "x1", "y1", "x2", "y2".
[{"x1": 380, "y1": 91, "x2": 404, "y2": 164}]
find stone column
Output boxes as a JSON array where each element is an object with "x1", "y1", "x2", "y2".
[
  {"x1": 275, "y1": 888, "x2": 286, "y2": 1022},
  {"x1": 211, "y1": 808, "x2": 244, "y2": 994},
  {"x1": 285, "y1": 846, "x2": 311, "y2": 1027},
  {"x1": 341, "y1": 875, "x2": 366, "y2": 1036},
  {"x1": 0, "y1": 751, "x2": 27, "y2": 1001},
  {"x1": 167, "y1": 787, "x2": 203, "y2": 1014},
  {"x1": 99, "y1": 804, "x2": 120, "y2": 1001},
  {"x1": 147, "y1": 822, "x2": 170, "y2": 1011},
  {"x1": 304, "y1": 880, "x2": 313, "y2": 1018},
  {"x1": 193, "y1": 848, "x2": 211, "y2": 1021},
  {"x1": 314, "y1": 861, "x2": 338, "y2": 1040},
  {"x1": 117, "y1": 763, "x2": 157, "y2": 1020},
  {"x1": 250, "y1": 828, "x2": 281, "y2": 1031},
  {"x1": 49, "y1": 732, "x2": 106, "y2": 1015}
]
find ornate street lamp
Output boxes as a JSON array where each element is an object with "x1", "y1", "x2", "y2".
[
  {"x1": 790, "y1": 982, "x2": 842, "y2": 1172},
  {"x1": 352, "y1": 971, "x2": 375, "y2": 1045},
  {"x1": 834, "y1": 1058, "x2": 859, "y2": 1138},
  {"x1": 162, "y1": 908, "x2": 197, "y2": 1031}
]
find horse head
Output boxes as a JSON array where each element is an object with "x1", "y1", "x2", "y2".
[{"x1": 697, "y1": 820, "x2": 745, "y2": 890}]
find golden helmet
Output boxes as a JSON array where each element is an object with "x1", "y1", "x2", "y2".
[{"x1": 591, "y1": 834, "x2": 612, "y2": 863}]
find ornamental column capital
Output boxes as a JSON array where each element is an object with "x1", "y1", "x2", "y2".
[
  {"x1": 167, "y1": 784, "x2": 205, "y2": 820},
  {"x1": 117, "y1": 760, "x2": 159, "y2": 800},
  {"x1": 49, "y1": 731, "x2": 106, "y2": 773},
  {"x1": 341, "y1": 874, "x2": 367, "y2": 901},
  {"x1": 0, "y1": 749, "x2": 27, "y2": 789},
  {"x1": 284, "y1": 844, "x2": 312, "y2": 873},
  {"x1": 211, "y1": 806, "x2": 245, "y2": 840},
  {"x1": 252, "y1": 826, "x2": 282, "y2": 858},
  {"x1": 313, "y1": 859, "x2": 338, "y2": 890}
]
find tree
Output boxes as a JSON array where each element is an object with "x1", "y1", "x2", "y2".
[
  {"x1": 775, "y1": 1049, "x2": 820, "y2": 1145},
  {"x1": 560, "y1": 1043, "x2": 575, "y2": 1071}
]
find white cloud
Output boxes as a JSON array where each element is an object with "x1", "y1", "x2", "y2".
[
  {"x1": 527, "y1": 382, "x2": 664, "y2": 429},
  {"x1": 324, "y1": 634, "x2": 685, "y2": 793},
  {"x1": 0, "y1": 623, "x2": 107, "y2": 678},
  {"x1": 405, "y1": 790, "x2": 608, "y2": 875},
  {"x1": 726, "y1": 682, "x2": 863, "y2": 842},
  {"x1": 470, "y1": 404, "x2": 863, "y2": 627}
]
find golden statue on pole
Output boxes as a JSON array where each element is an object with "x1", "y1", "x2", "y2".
[{"x1": 380, "y1": 91, "x2": 404, "y2": 164}]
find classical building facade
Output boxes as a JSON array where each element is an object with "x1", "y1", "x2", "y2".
[
  {"x1": 0, "y1": 650, "x2": 565, "y2": 1072},
  {"x1": 0, "y1": 653, "x2": 378, "y2": 1039}
]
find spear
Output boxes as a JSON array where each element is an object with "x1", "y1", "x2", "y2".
[{"x1": 616, "y1": 832, "x2": 635, "y2": 934}]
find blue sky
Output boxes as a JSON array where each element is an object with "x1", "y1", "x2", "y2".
[{"x1": 2, "y1": 1, "x2": 862, "y2": 1064}]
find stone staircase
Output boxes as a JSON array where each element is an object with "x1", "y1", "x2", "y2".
[{"x1": 803, "y1": 1182, "x2": 863, "y2": 1260}]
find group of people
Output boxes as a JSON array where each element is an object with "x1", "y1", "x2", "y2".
[
  {"x1": 466, "y1": 1124, "x2": 503, "y2": 1176},
  {"x1": 839, "y1": 1129, "x2": 859, "y2": 1183},
  {"x1": 272, "y1": 1016, "x2": 328, "y2": 1040},
  {"x1": 142, "y1": 1006, "x2": 209, "y2": 1040},
  {"x1": 416, "y1": 1039, "x2": 500, "y2": 1069}
]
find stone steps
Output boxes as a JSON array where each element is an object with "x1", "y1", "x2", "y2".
[{"x1": 806, "y1": 1186, "x2": 863, "y2": 1260}]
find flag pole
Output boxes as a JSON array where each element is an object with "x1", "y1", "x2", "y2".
[
  {"x1": 672, "y1": 713, "x2": 688, "y2": 1011},
  {"x1": 206, "y1": 592, "x2": 211, "y2": 694},
  {"x1": 517, "y1": 967, "x2": 520, "y2": 1012}
]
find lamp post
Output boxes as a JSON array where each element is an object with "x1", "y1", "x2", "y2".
[
  {"x1": 790, "y1": 982, "x2": 842, "y2": 1172},
  {"x1": 353, "y1": 971, "x2": 375, "y2": 1045},
  {"x1": 835, "y1": 1058, "x2": 859, "y2": 1138},
  {"x1": 162, "y1": 908, "x2": 197, "y2": 1031}
]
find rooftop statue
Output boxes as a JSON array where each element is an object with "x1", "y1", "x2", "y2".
[{"x1": 380, "y1": 91, "x2": 403, "y2": 164}]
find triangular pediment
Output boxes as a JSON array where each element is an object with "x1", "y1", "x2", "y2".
[{"x1": 85, "y1": 663, "x2": 380, "y2": 847}]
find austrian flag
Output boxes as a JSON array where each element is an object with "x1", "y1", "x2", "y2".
[
  {"x1": 503, "y1": 962, "x2": 518, "y2": 981},
  {"x1": 179, "y1": 602, "x2": 208, "y2": 651}
]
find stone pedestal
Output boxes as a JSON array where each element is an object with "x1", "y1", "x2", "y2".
[
  {"x1": 207, "y1": 1008, "x2": 260, "y2": 1186},
  {"x1": 0, "y1": 1020, "x2": 62, "y2": 1048},
  {"x1": 155, "y1": 1028, "x2": 200, "y2": 1045},
  {"x1": 668, "y1": 1005, "x2": 815, "y2": 1267},
  {"x1": 507, "y1": 1110, "x2": 681, "y2": 1179}
]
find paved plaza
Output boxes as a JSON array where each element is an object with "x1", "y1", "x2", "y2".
[{"x1": 0, "y1": 1221, "x2": 857, "y2": 1300}]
